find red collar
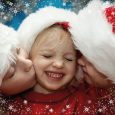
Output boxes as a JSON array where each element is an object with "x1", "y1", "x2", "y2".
[{"x1": 22, "y1": 86, "x2": 77, "y2": 103}]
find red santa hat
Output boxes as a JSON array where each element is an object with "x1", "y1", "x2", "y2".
[
  {"x1": 73, "y1": 0, "x2": 115, "y2": 82},
  {"x1": 0, "y1": 24, "x2": 19, "y2": 85},
  {"x1": 18, "y1": 0, "x2": 115, "y2": 82}
]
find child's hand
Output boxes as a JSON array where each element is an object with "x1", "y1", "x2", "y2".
[
  {"x1": 78, "y1": 56, "x2": 113, "y2": 88},
  {"x1": 0, "y1": 48, "x2": 36, "y2": 95}
]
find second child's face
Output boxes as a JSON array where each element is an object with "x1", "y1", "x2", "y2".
[{"x1": 30, "y1": 27, "x2": 77, "y2": 94}]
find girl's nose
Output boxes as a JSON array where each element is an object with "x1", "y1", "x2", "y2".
[{"x1": 52, "y1": 59, "x2": 64, "y2": 69}]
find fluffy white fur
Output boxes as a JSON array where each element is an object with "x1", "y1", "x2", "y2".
[
  {"x1": 18, "y1": 7, "x2": 77, "y2": 53},
  {"x1": 71, "y1": 0, "x2": 115, "y2": 82},
  {"x1": 18, "y1": 0, "x2": 115, "y2": 82},
  {"x1": 0, "y1": 24, "x2": 19, "y2": 84}
]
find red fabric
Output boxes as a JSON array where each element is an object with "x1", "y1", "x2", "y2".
[
  {"x1": 5, "y1": 84, "x2": 115, "y2": 115},
  {"x1": 56, "y1": 22, "x2": 70, "y2": 30},
  {"x1": 105, "y1": 6, "x2": 115, "y2": 33}
]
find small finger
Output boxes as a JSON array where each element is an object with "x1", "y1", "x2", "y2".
[{"x1": 18, "y1": 48, "x2": 28, "y2": 59}]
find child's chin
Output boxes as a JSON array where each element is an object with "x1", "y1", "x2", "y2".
[{"x1": 45, "y1": 84, "x2": 65, "y2": 92}]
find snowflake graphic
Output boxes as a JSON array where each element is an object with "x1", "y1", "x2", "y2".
[
  {"x1": 109, "y1": 99, "x2": 114, "y2": 104},
  {"x1": 98, "y1": 108, "x2": 103, "y2": 113},
  {"x1": 26, "y1": 107, "x2": 31, "y2": 112},
  {"x1": 8, "y1": 105, "x2": 14, "y2": 110},
  {"x1": 63, "y1": 2, "x2": 66, "y2": 6},
  {"x1": 66, "y1": 104, "x2": 70, "y2": 109},
  {"x1": 13, "y1": 9, "x2": 18, "y2": 14},
  {"x1": 0, "y1": 4, "x2": 4, "y2": 9},
  {"x1": 1, "y1": 99, "x2": 6, "y2": 104},
  {"x1": 84, "y1": 107, "x2": 89, "y2": 112},
  {"x1": 49, "y1": 108, "x2": 54, "y2": 113},
  {"x1": 25, "y1": 3, "x2": 30, "y2": 7},
  {"x1": 45, "y1": 105, "x2": 50, "y2": 109},
  {"x1": 23, "y1": 100, "x2": 28, "y2": 105}
]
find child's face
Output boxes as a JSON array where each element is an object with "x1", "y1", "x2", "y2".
[{"x1": 30, "y1": 26, "x2": 77, "y2": 94}]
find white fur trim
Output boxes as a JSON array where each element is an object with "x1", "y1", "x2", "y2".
[
  {"x1": 18, "y1": 7, "x2": 78, "y2": 53},
  {"x1": 71, "y1": 0, "x2": 115, "y2": 82},
  {"x1": 0, "y1": 24, "x2": 19, "y2": 83}
]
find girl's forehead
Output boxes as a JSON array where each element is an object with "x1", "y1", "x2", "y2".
[
  {"x1": 36, "y1": 33, "x2": 75, "y2": 53},
  {"x1": 36, "y1": 26, "x2": 72, "y2": 46},
  {"x1": 31, "y1": 25, "x2": 76, "y2": 55}
]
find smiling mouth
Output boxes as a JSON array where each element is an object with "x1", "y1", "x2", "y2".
[{"x1": 46, "y1": 71, "x2": 64, "y2": 80}]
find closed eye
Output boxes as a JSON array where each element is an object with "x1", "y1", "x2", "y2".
[
  {"x1": 43, "y1": 55, "x2": 52, "y2": 58},
  {"x1": 65, "y1": 58, "x2": 73, "y2": 61}
]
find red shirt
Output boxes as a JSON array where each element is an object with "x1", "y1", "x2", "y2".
[{"x1": 4, "y1": 84, "x2": 115, "y2": 115}]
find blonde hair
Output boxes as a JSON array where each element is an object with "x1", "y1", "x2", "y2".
[{"x1": 30, "y1": 24, "x2": 74, "y2": 57}]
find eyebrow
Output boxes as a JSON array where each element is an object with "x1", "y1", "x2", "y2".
[
  {"x1": 64, "y1": 52, "x2": 76, "y2": 55},
  {"x1": 39, "y1": 49, "x2": 54, "y2": 52},
  {"x1": 39, "y1": 49, "x2": 76, "y2": 57}
]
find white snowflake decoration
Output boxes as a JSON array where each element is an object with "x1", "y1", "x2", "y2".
[
  {"x1": 98, "y1": 108, "x2": 103, "y2": 113},
  {"x1": 109, "y1": 99, "x2": 114, "y2": 104},
  {"x1": 23, "y1": 100, "x2": 28, "y2": 105},
  {"x1": 49, "y1": 108, "x2": 54, "y2": 113},
  {"x1": 66, "y1": 104, "x2": 70, "y2": 109},
  {"x1": 8, "y1": 105, "x2": 14, "y2": 110}
]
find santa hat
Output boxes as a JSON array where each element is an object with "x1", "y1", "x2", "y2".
[
  {"x1": 0, "y1": 24, "x2": 19, "y2": 85},
  {"x1": 18, "y1": 7, "x2": 78, "y2": 53},
  {"x1": 18, "y1": 0, "x2": 115, "y2": 82},
  {"x1": 72, "y1": 0, "x2": 115, "y2": 82}
]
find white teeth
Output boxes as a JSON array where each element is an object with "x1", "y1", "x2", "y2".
[{"x1": 47, "y1": 72, "x2": 63, "y2": 78}]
